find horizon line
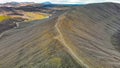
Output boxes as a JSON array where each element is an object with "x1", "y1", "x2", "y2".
[{"x1": 0, "y1": 1, "x2": 120, "y2": 4}]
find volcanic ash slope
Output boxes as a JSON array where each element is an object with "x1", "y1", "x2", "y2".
[
  {"x1": 0, "y1": 3, "x2": 120, "y2": 68},
  {"x1": 56, "y1": 3, "x2": 120, "y2": 68}
]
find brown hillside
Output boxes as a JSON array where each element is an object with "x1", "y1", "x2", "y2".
[{"x1": 0, "y1": 3, "x2": 120, "y2": 68}]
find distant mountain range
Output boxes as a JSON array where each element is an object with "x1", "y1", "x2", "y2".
[{"x1": 0, "y1": 1, "x2": 84, "y2": 7}]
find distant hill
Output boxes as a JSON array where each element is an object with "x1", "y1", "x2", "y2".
[
  {"x1": 41, "y1": 1, "x2": 52, "y2": 5},
  {"x1": 0, "y1": 2, "x2": 35, "y2": 7}
]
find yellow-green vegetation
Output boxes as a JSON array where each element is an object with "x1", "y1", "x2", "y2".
[
  {"x1": 0, "y1": 12, "x2": 49, "y2": 23},
  {"x1": 0, "y1": 15, "x2": 10, "y2": 22},
  {"x1": 47, "y1": 57, "x2": 62, "y2": 68},
  {"x1": 25, "y1": 12, "x2": 49, "y2": 21},
  {"x1": 49, "y1": 57, "x2": 61, "y2": 65}
]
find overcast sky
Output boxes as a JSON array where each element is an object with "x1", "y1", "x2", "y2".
[{"x1": 0, "y1": 0, "x2": 120, "y2": 4}]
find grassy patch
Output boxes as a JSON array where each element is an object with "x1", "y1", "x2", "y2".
[
  {"x1": 49, "y1": 57, "x2": 61, "y2": 64},
  {"x1": 0, "y1": 16, "x2": 10, "y2": 22},
  {"x1": 25, "y1": 12, "x2": 49, "y2": 21},
  {"x1": 0, "y1": 12, "x2": 49, "y2": 23}
]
